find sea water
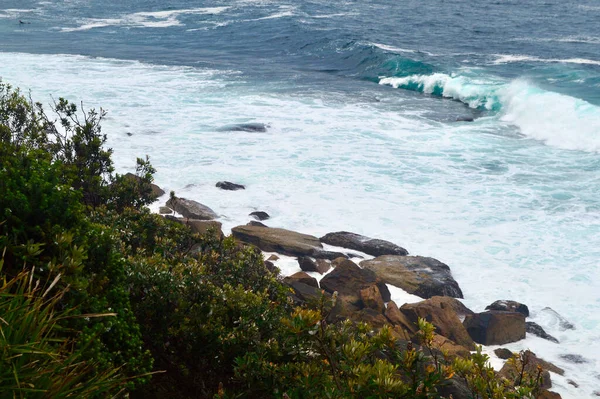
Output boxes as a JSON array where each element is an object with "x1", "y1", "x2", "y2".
[{"x1": 1, "y1": 0, "x2": 599, "y2": 396}]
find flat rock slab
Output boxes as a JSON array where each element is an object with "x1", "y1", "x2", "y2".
[
  {"x1": 166, "y1": 197, "x2": 217, "y2": 220},
  {"x1": 231, "y1": 225, "x2": 324, "y2": 257},
  {"x1": 360, "y1": 255, "x2": 463, "y2": 299},
  {"x1": 320, "y1": 231, "x2": 408, "y2": 257}
]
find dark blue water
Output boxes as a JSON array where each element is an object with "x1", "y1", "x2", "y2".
[{"x1": 1, "y1": 1, "x2": 600, "y2": 397}]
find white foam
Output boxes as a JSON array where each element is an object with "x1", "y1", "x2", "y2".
[
  {"x1": 371, "y1": 42, "x2": 436, "y2": 56},
  {"x1": 492, "y1": 54, "x2": 600, "y2": 66}
]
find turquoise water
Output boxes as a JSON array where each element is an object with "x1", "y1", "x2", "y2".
[{"x1": 1, "y1": 1, "x2": 599, "y2": 396}]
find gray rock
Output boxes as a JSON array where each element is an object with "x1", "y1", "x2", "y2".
[
  {"x1": 247, "y1": 220, "x2": 268, "y2": 227},
  {"x1": 298, "y1": 257, "x2": 331, "y2": 275},
  {"x1": 320, "y1": 231, "x2": 408, "y2": 257},
  {"x1": 231, "y1": 225, "x2": 323, "y2": 257},
  {"x1": 284, "y1": 271, "x2": 319, "y2": 288},
  {"x1": 540, "y1": 307, "x2": 575, "y2": 330},
  {"x1": 463, "y1": 311, "x2": 526, "y2": 345},
  {"x1": 216, "y1": 181, "x2": 245, "y2": 191},
  {"x1": 158, "y1": 206, "x2": 172, "y2": 214},
  {"x1": 360, "y1": 255, "x2": 463, "y2": 299},
  {"x1": 166, "y1": 196, "x2": 218, "y2": 220},
  {"x1": 217, "y1": 123, "x2": 268, "y2": 132},
  {"x1": 526, "y1": 321, "x2": 559, "y2": 343},
  {"x1": 494, "y1": 348, "x2": 514, "y2": 360},
  {"x1": 249, "y1": 211, "x2": 270, "y2": 220},
  {"x1": 559, "y1": 354, "x2": 588, "y2": 364},
  {"x1": 486, "y1": 300, "x2": 529, "y2": 317}
]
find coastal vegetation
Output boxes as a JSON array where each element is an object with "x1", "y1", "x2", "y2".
[{"x1": 0, "y1": 80, "x2": 550, "y2": 398}]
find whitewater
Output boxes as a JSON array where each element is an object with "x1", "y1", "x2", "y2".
[{"x1": 1, "y1": 0, "x2": 600, "y2": 396}]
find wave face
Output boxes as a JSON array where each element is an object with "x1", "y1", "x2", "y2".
[{"x1": 2, "y1": 0, "x2": 600, "y2": 397}]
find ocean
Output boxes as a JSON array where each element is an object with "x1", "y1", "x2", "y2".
[{"x1": 1, "y1": 0, "x2": 599, "y2": 396}]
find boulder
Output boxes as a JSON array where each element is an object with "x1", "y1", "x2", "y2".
[
  {"x1": 187, "y1": 220, "x2": 223, "y2": 238},
  {"x1": 431, "y1": 334, "x2": 471, "y2": 358},
  {"x1": 567, "y1": 380, "x2": 579, "y2": 388},
  {"x1": 401, "y1": 298, "x2": 476, "y2": 350},
  {"x1": 158, "y1": 206, "x2": 172, "y2": 214},
  {"x1": 283, "y1": 271, "x2": 318, "y2": 288},
  {"x1": 264, "y1": 260, "x2": 279, "y2": 275},
  {"x1": 498, "y1": 350, "x2": 564, "y2": 390},
  {"x1": 249, "y1": 211, "x2": 270, "y2": 220},
  {"x1": 266, "y1": 254, "x2": 279, "y2": 261},
  {"x1": 247, "y1": 220, "x2": 268, "y2": 227},
  {"x1": 494, "y1": 348, "x2": 514, "y2": 360},
  {"x1": 485, "y1": 300, "x2": 530, "y2": 317},
  {"x1": 526, "y1": 322, "x2": 559, "y2": 343},
  {"x1": 320, "y1": 231, "x2": 408, "y2": 257},
  {"x1": 360, "y1": 255, "x2": 463, "y2": 299},
  {"x1": 166, "y1": 196, "x2": 218, "y2": 220},
  {"x1": 537, "y1": 391, "x2": 562, "y2": 399},
  {"x1": 123, "y1": 172, "x2": 165, "y2": 198},
  {"x1": 217, "y1": 122, "x2": 268, "y2": 132},
  {"x1": 359, "y1": 285, "x2": 385, "y2": 313},
  {"x1": 384, "y1": 301, "x2": 417, "y2": 335},
  {"x1": 231, "y1": 225, "x2": 323, "y2": 257},
  {"x1": 288, "y1": 281, "x2": 326, "y2": 305},
  {"x1": 350, "y1": 308, "x2": 389, "y2": 328},
  {"x1": 463, "y1": 311, "x2": 526, "y2": 345},
  {"x1": 298, "y1": 257, "x2": 331, "y2": 275},
  {"x1": 438, "y1": 376, "x2": 472, "y2": 399},
  {"x1": 559, "y1": 354, "x2": 588, "y2": 364},
  {"x1": 216, "y1": 181, "x2": 245, "y2": 191},
  {"x1": 320, "y1": 259, "x2": 386, "y2": 307}
]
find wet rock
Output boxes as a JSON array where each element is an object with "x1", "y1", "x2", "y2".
[
  {"x1": 283, "y1": 271, "x2": 318, "y2": 288},
  {"x1": 320, "y1": 259, "x2": 387, "y2": 307},
  {"x1": 166, "y1": 196, "x2": 218, "y2": 220},
  {"x1": 360, "y1": 285, "x2": 385, "y2": 312},
  {"x1": 539, "y1": 307, "x2": 575, "y2": 330},
  {"x1": 247, "y1": 220, "x2": 268, "y2": 227},
  {"x1": 456, "y1": 116, "x2": 474, "y2": 122},
  {"x1": 298, "y1": 257, "x2": 331, "y2": 275},
  {"x1": 486, "y1": 300, "x2": 530, "y2": 317},
  {"x1": 266, "y1": 254, "x2": 279, "y2": 261},
  {"x1": 218, "y1": 122, "x2": 269, "y2": 132},
  {"x1": 216, "y1": 181, "x2": 245, "y2": 191},
  {"x1": 231, "y1": 225, "x2": 323, "y2": 257},
  {"x1": 526, "y1": 321, "x2": 559, "y2": 343},
  {"x1": 360, "y1": 255, "x2": 463, "y2": 299},
  {"x1": 158, "y1": 206, "x2": 172, "y2": 214},
  {"x1": 463, "y1": 311, "x2": 526, "y2": 345},
  {"x1": 559, "y1": 354, "x2": 588, "y2": 364},
  {"x1": 320, "y1": 231, "x2": 408, "y2": 257},
  {"x1": 401, "y1": 298, "x2": 476, "y2": 350},
  {"x1": 567, "y1": 380, "x2": 579, "y2": 388},
  {"x1": 494, "y1": 348, "x2": 514, "y2": 360},
  {"x1": 249, "y1": 211, "x2": 270, "y2": 220}
]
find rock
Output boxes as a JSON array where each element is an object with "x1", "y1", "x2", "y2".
[
  {"x1": 123, "y1": 172, "x2": 165, "y2": 198},
  {"x1": 187, "y1": 220, "x2": 223, "y2": 238},
  {"x1": 266, "y1": 254, "x2": 279, "y2": 261},
  {"x1": 360, "y1": 255, "x2": 463, "y2": 299},
  {"x1": 538, "y1": 390, "x2": 562, "y2": 399},
  {"x1": 438, "y1": 376, "x2": 472, "y2": 399},
  {"x1": 231, "y1": 225, "x2": 323, "y2": 257},
  {"x1": 319, "y1": 259, "x2": 386, "y2": 307},
  {"x1": 567, "y1": 380, "x2": 578, "y2": 388},
  {"x1": 401, "y1": 298, "x2": 476, "y2": 350},
  {"x1": 264, "y1": 260, "x2": 279, "y2": 275},
  {"x1": 313, "y1": 250, "x2": 348, "y2": 260},
  {"x1": 485, "y1": 300, "x2": 530, "y2": 317},
  {"x1": 494, "y1": 348, "x2": 514, "y2": 360},
  {"x1": 360, "y1": 285, "x2": 385, "y2": 313},
  {"x1": 249, "y1": 211, "x2": 270, "y2": 220},
  {"x1": 539, "y1": 307, "x2": 575, "y2": 330},
  {"x1": 498, "y1": 350, "x2": 564, "y2": 390},
  {"x1": 166, "y1": 196, "x2": 218, "y2": 220},
  {"x1": 217, "y1": 122, "x2": 268, "y2": 132},
  {"x1": 427, "y1": 296, "x2": 474, "y2": 319},
  {"x1": 247, "y1": 221, "x2": 268, "y2": 227},
  {"x1": 431, "y1": 334, "x2": 471, "y2": 358},
  {"x1": 320, "y1": 231, "x2": 408, "y2": 257},
  {"x1": 298, "y1": 257, "x2": 331, "y2": 275},
  {"x1": 385, "y1": 301, "x2": 417, "y2": 335},
  {"x1": 158, "y1": 206, "x2": 172, "y2": 214},
  {"x1": 288, "y1": 281, "x2": 326, "y2": 305},
  {"x1": 463, "y1": 311, "x2": 526, "y2": 345},
  {"x1": 526, "y1": 322, "x2": 559, "y2": 343},
  {"x1": 350, "y1": 308, "x2": 389, "y2": 328},
  {"x1": 559, "y1": 354, "x2": 588, "y2": 364},
  {"x1": 216, "y1": 181, "x2": 245, "y2": 191},
  {"x1": 283, "y1": 271, "x2": 318, "y2": 288},
  {"x1": 456, "y1": 116, "x2": 474, "y2": 122},
  {"x1": 327, "y1": 295, "x2": 361, "y2": 324}
]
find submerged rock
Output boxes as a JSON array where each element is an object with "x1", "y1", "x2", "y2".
[
  {"x1": 463, "y1": 311, "x2": 526, "y2": 345},
  {"x1": 526, "y1": 321, "x2": 559, "y2": 343},
  {"x1": 320, "y1": 231, "x2": 408, "y2": 257},
  {"x1": 249, "y1": 211, "x2": 270, "y2": 220},
  {"x1": 216, "y1": 181, "x2": 245, "y2": 191},
  {"x1": 360, "y1": 255, "x2": 463, "y2": 299},
  {"x1": 166, "y1": 196, "x2": 218, "y2": 220},
  {"x1": 539, "y1": 307, "x2": 575, "y2": 330},
  {"x1": 559, "y1": 354, "x2": 588, "y2": 364},
  {"x1": 486, "y1": 300, "x2": 529, "y2": 317},
  {"x1": 217, "y1": 122, "x2": 269, "y2": 132}
]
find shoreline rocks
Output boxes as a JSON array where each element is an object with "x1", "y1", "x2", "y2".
[
  {"x1": 320, "y1": 231, "x2": 408, "y2": 257},
  {"x1": 166, "y1": 196, "x2": 218, "y2": 220},
  {"x1": 463, "y1": 311, "x2": 526, "y2": 345}
]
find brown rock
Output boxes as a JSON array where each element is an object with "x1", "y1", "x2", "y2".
[
  {"x1": 431, "y1": 334, "x2": 471, "y2": 358},
  {"x1": 494, "y1": 348, "x2": 514, "y2": 360},
  {"x1": 360, "y1": 285, "x2": 385, "y2": 313},
  {"x1": 231, "y1": 225, "x2": 323, "y2": 257},
  {"x1": 485, "y1": 300, "x2": 530, "y2": 317},
  {"x1": 320, "y1": 231, "x2": 408, "y2": 257},
  {"x1": 159, "y1": 206, "x2": 172, "y2": 214},
  {"x1": 463, "y1": 311, "x2": 526, "y2": 345},
  {"x1": 298, "y1": 257, "x2": 331, "y2": 274},
  {"x1": 166, "y1": 196, "x2": 217, "y2": 220},
  {"x1": 350, "y1": 308, "x2": 389, "y2": 328},
  {"x1": 187, "y1": 220, "x2": 223, "y2": 238},
  {"x1": 537, "y1": 391, "x2": 562, "y2": 399},
  {"x1": 401, "y1": 298, "x2": 476, "y2": 350},
  {"x1": 498, "y1": 350, "x2": 564, "y2": 390},
  {"x1": 267, "y1": 254, "x2": 280, "y2": 261},
  {"x1": 384, "y1": 301, "x2": 417, "y2": 334},
  {"x1": 283, "y1": 271, "x2": 318, "y2": 288},
  {"x1": 319, "y1": 259, "x2": 382, "y2": 307},
  {"x1": 360, "y1": 255, "x2": 463, "y2": 298}
]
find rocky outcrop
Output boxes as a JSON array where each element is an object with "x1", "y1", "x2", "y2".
[
  {"x1": 485, "y1": 300, "x2": 529, "y2": 317},
  {"x1": 320, "y1": 259, "x2": 388, "y2": 307},
  {"x1": 298, "y1": 257, "x2": 331, "y2": 275},
  {"x1": 320, "y1": 231, "x2": 408, "y2": 257},
  {"x1": 401, "y1": 298, "x2": 476, "y2": 350},
  {"x1": 526, "y1": 322, "x2": 559, "y2": 343},
  {"x1": 498, "y1": 350, "x2": 564, "y2": 390},
  {"x1": 216, "y1": 181, "x2": 245, "y2": 191},
  {"x1": 187, "y1": 220, "x2": 223, "y2": 238},
  {"x1": 360, "y1": 285, "x2": 385, "y2": 312},
  {"x1": 360, "y1": 255, "x2": 463, "y2": 299},
  {"x1": 384, "y1": 301, "x2": 417, "y2": 335},
  {"x1": 463, "y1": 311, "x2": 526, "y2": 345},
  {"x1": 123, "y1": 172, "x2": 165, "y2": 198},
  {"x1": 284, "y1": 271, "x2": 319, "y2": 288},
  {"x1": 166, "y1": 196, "x2": 217, "y2": 220},
  {"x1": 494, "y1": 348, "x2": 513, "y2": 360},
  {"x1": 249, "y1": 211, "x2": 270, "y2": 220},
  {"x1": 231, "y1": 225, "x2": 322, "y2": 257}
]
